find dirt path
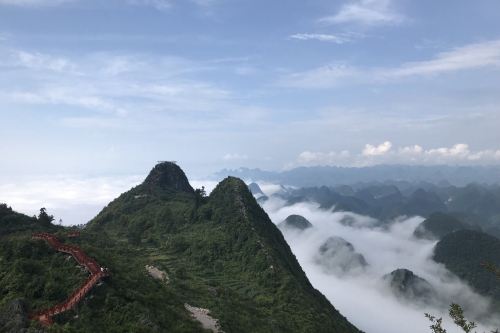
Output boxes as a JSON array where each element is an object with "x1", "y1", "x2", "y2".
[
  {"x1": 145, "y1": 265, "x2": 169, "y2": 283},
  {"x1": 184, "y1": 303, "x2": 223, "y2": 333}
]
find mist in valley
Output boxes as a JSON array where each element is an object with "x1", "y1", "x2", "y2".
[{"x1": 260, "y1": 193, "x2": 500, "y2": 333}]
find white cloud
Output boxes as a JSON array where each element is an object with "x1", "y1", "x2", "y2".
[
  {"x1": 223, "y1": 153, "x2": 249, "y2": 161},
  {"x1": 292, "y1": 142, "x2": 500, "y2": 167},
  {"x1": 297, "y1": 150, "x2": 351, "y2": 165},
  {"x1": 426, "y1": 143, "x2": 470, "y2": 158},
  {"x1": 319, "y1": 0, "x2": 404, "y2": 26},
  {"x1": 280, "y1": 40, "x2": 500, "y2": 89},
  {"x1": 0, "y1": 175, "x2": 142, "y2": 225},
  {"x1": 0, "y1": 0, "x2": 73, "y2": 6},
  {"x1": 289, "y1": 33, "x2": 357, "y2": 44},
  {"x1": 399, "y1": 145, "x2": 423, "y2": 155},
  {"x1": 362, "y1": 141, "x2": 392, "y2": 156}
]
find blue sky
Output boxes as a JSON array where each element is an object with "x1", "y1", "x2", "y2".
[{"x1": 1, "y1": 0, "x2": 500, "y2": 181}]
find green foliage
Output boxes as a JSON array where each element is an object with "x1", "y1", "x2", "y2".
[
  {"x1": 0, "y1": 168, "x2": 361, "y2": 332},
  {"x1": 425, "y1": 304, "x2": 491, "y2": 333},
  {"x1": 37, "y1": 208, "x2": 55, "y2": 227},
  {"x1": 425, "y1": 313, "x2": 447, "y2": 333},
  {"x1": 414, "y1": 212, "x2": 471, "y2": 240},
  {"x1": 434, "y1": 230, "x2": 500, "y2": 305},
  {"x1": 0, "y1": 203, "x2": 54, "y2": 236},
  {"x1": 449, "y1": 304, "x2": 476, "y2": 333}
]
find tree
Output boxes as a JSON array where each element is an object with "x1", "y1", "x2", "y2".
[
  {"x1": 37, "y1": 207, "x2": 54, "y2": 226},
  {"x1": 194, "y1": 186, "x2": 207, "y2": 207}
]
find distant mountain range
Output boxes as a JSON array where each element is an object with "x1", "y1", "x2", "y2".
[
  {"x1": 263, "y1": 182, "x2": 500, "y2": 237},
  {"x1": 215, "y1": 165, "x2": 500, "y2": 187}
]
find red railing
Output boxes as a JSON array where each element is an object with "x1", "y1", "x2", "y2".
[{"x1": 30, "y1": 232, "x2": 109, "y2": 326}]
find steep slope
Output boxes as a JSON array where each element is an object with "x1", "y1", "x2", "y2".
[
  {"x1": 0, "y1": 206, "x2": 202, "y2": 333},
  {"x1": 247, "y1": 183, "x2": 264, "y2": 196},
  {"x1": 434, "y1": 230, "x2": 500, "y2": 305},
  {"x1": 86, "y1": 162, "x2": 361, "y2": 332}
]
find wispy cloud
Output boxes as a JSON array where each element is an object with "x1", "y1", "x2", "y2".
[
  {"x1": 289, "y1": 33, "x2": 360, "y2": 44},
  {"x1": 127, "y1": 0, "x2": 219, "y2": 11},
  {"x1": 191, "y1": 0, "x2": 218, "y2": 7},
  {"x1": 279, "y1": 63, "x2": 359, "y2": 88},
  {"x1": 0, "y1": 47, "x2": 233, "y2": 117},
  {"x1": 280, "y1": 40, "x2": 500, "y2": 88},
  {"x1": 0, "y1": 0, "x2": 73, "y2": 7},
  {"x1": 127, "y1": 0, "x2": 173, "y2": 11},
  {"x1": 389, "y1": 40, "x2": 500, "y2": 77},
  {"x1": 319, "y1": 0, "x2": 404, "y2": 27},
  {"x1": 13, "y1": 50, "x2": 78, "y2": 73},
  {"x1": 223, "y1": 153, "x2": 249, "y2": 161}
]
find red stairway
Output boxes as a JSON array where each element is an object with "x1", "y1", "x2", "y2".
[{"x1": 30, "y1": 232, "x2": 109, "y2": 326}]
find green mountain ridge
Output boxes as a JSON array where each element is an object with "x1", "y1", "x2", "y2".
[
  {"x1": 0, "y1": 162, "x2": 360, "y2": 333},
  {"x1": 434, "y1": 230, "x2": 500, "y2": 308},
  {"x1": 413, "y1": 212, "x2": 474, "y2": 240}
]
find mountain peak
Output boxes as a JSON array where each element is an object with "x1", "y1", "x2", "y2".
[
  {"x1": 278, "y1": 215, "x2": 313, "y2": 231},
  {"x1": 383, "y1": 268, "x2": 435, "y2": 303},
  {"x1": 212, "y1": 176, "x2": 249, "y2": 195},
  {"x1": 143, "y1": 162, "x2": 194, "y2": 193},
  {"x1": 247, "y1": 182, "x2": 264, "y2": 196}
]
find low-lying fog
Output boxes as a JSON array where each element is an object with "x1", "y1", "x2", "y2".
[{"x1": 260, "y1": 195, "x2": 500, "y2": 333}]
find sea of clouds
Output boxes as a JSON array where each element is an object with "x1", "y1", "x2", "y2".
[{"x1": 261, "y1": 194, "x2": 500, "y2": 333}]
